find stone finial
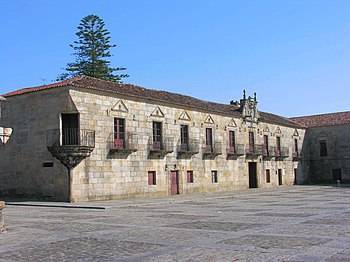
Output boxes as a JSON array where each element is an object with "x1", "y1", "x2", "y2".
[
  {"x1": 0, "y1": 201, "x2": 6, "y2": 233},
  {"x1": 243, "y1": 90, "x2": 246, "y2": 100},
  {"x1": 254, "y1": 92, "x2": 257, "y2": 102}
]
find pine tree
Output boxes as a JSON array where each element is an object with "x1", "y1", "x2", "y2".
[{"x1": 58, "y1": 14, "x2": 128, "y2": 82}]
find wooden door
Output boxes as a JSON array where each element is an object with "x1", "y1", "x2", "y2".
[
  {"x1": 170, "y1": 171, "x2": 179, "y2": 195},
  {"x1": 248, "y1": 162, "x2": 257, "y2": 188},
  {"x1": 278, "y1": 169, "x2": 283, "y2": 185}
]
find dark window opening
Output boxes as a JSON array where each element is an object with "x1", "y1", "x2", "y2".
[
  {"x1": 294, "y1": 139, "x2": 299, "y2": 156},
  {"x1": 187, "y1": 170, "x2": 194, "y2": 183},
  {"x1": 276, "y1": 136, "x2": 281, "y2": 156},
  {"x1": 148, "y1": 171, "x2": 156, "y2": 185},
  {"x1": 249, "y1": 132, "x2": 255, "y2": 152},
  {"x1": 61, "y1": 113, "x2": 79, "y2": 145},
  {"x1": 266, "y1": 169, "x2": 271, "y2": 183},
  {"x1": 263, "y1": 135, "x2": 269, "y2": 155},
  {"x1": 42, "y1": 162, "x2": 54, "y2": 167},
  {"x1": 211, "y1": 170, "x2": 218, "y2": 183},
  {"x1": 319, "y1": 140, "x2": 328, "y2": 156}
]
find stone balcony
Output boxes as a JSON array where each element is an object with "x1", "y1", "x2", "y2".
[
  {"x1": 148, "y1": 137, "x2": 174, "y2": 158},
  {"x1": 275, "y1": 147, "x2": 289, "y2": 160},
  {"x1": 177, "y1": 139, "x2": 199, "y2": 159},
  {"x1": 246, "y1": 145, "x2": 263, "y2": 158},
  {"x1": 46, "y1": 128, "x2": 95, "y2": 169},
  {"x1": 203, "y1": 142, "x2": 222, "y2": 159},
  {"x1": 108, "y1": 132, "x2": 138, "y2": 156},
  {"x1": 227, "y1": 144, "x2": 245, "y2": 159}
]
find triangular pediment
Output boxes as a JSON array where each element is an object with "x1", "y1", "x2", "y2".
[
  {"x1": 62, "y1": 95, "x2": 78, "y2": 113},
  {"x1": 204, "y1": 115, "x2": 215, "y2": 124},
  {"x1": 228, "y1": 118, "x2": 237, "y2": 127},
  {"x1": 0, "y1": 127, "x2": 13, "y2": 144},
  {"x1": 111, "y1": 100, "x2": 128, "y2": 112},
  {"x1": 263, "y1": 125, "x2": 270, "y2": 132},
  {"x1": 151, "y1": 106, "x2": 165, "y2": 117},
  {"x1": 179, "y1": 110, "x2": 191, "y2": 121},
  {"x1": 293, "y1": 129, "x2": 299, "y2": 136},
  {"x1": 275, "y1": 126, "x2": 282, "y2": 134}
]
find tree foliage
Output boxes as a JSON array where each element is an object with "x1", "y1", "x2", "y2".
[{"x1": 58, "y1": 14, "x2": 128, "y2": 82}]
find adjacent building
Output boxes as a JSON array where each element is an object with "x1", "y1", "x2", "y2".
[
  {"x1": 1, "y1": 76, "x2": 306, "y2": 201},
  {"x1": 291, "y1": 112, "x2": 350, "y2": 183}
]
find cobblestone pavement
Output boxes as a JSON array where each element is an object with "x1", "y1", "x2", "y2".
[{"x1": 1, "y1": 185, "x2": 350, "y2": 261}]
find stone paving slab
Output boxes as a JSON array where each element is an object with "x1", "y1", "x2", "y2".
[{"x1": 1, "y1": 185, "x2": 350, "y2": 261}]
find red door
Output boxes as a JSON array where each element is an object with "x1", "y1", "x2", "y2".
[{"x1": 170, "y1": 171, "x2": 179, "y2": 195}]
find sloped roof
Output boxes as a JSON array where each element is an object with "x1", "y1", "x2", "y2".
[
  {"x1": 2, "y1": 75, "x2": 302, "y2": 128},
  {"x1": 290, "y1": 111, "x2": 350, "y2": 128}
]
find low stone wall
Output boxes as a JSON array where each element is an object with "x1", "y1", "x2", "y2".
[{"x1": 0, "y1": 201, "x2": 5, "y2": 233}]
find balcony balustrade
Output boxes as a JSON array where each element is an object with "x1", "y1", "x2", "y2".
[
  {"x1": 149, "y1": 137, "x2": 174, "y2": 158},
  {"x1": 275, "y1": 146, "x2": 289, "y2": 159},
  {"x1": 263, "y1": 146, "x2": 276, "y2": 159},
  {"x1": 292, "y1": 149, "x2": 301, "y2": 161},
  {"x1": 108, "y1": 132, "x2": 138, "y2": 155},
  {"x1": 177, "y1": 139, "x2": 199, "y2": 158},
  {"x1": 203, "y1": 142, "x2": 222, "y2": 158},
  {"x1": 246, "y1": 144, "x2": 263, "y2": 157},
  {"x1": 227, "y1": 144, "x2": 245, "y2": 158}
]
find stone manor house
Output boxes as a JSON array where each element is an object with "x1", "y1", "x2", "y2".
[{"x1": 0, "y1": 76, "x2": 348, "y2": 202}]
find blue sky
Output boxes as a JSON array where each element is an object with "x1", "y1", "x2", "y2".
[{"x1": 1, "y1": 0, "x2": 349, "y2": 117}]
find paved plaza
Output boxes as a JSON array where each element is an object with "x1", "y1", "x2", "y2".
[{"x1": 0, "y1": 185, "x2": 350, "y2": 261}]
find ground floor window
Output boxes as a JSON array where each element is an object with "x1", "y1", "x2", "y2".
[
  {"x1": 266, "y1": 169, "x2": 271, "y2": 183},
  {"x1": 211, "y1": 170, "x2": 218, "y2": 183},
  {"x1": 187, "y1": 170, "x2": 194, "y2": 183},
  {"x1": 148, "y1": 171, "x2": 156, "y2": 185}
]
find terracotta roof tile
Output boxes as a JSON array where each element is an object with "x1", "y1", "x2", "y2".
[
  {"x1": 290, "y1": 111, "x2": 350, "y2": 127},
  {"x1": 2, "y1": 75, "x2": 302, "y2": 128}
]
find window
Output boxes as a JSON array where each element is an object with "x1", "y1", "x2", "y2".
[
  {"x1": 249, "y1": 132, "x2": 255, "y2": 152},
  {"x1": 187, "y1": 170, "x2": 194, "y2": 183},
  {"x1": 263, "y1": 135, "x2": 269, "y2": 155},
  {"x1": 293, "y1": 139, "x2": 299, "y2": 156},
  {"x1": 148, "y1": 171, "x2": 156, "y2": 185},
  {"x1": 276, "y1": 136, "x2": 281, "y2": 156},
  {"x1": 114, "y1": 118, "x2": 125, "y2": 149},
  {"x1": 152, "y1": 122, "x2": 162, "y2": 150},
  {"x1": 319, "y1": 140, "x2": 328, "y2": 156},
  {"x1": 206, "y1": 128, "x2": 213, "y2": 152},
  {"x1": 266, "y1": 169, "x2": 271, "y2": 183},
  {"x1": 211, "y1": 170, "x2": 218, "y2": 183},
  {"x1": 180, "y1": 125, "x2": 189, "y2": 150},
  {"x1": 228, "y1": 131, "x2": 235, "y2": 153},
  {"x1": 332, "y1": 169, "x2": 342, "y2": 181}
]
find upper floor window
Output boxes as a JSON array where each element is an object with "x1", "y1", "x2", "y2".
[
  {"x1": 319, "y1": 140, "x2": 328, "y2": 156},
  {"x1": 152, "y1": 122, "x2": 162, "y2": 150},
  {"x1": 228, "y1": 131, "x2": 235, "y2": 149},
  {"x1": 249, "y1": 132, "x2": 255, "y2": 151},
  {"x1": 294, "y1": 139, "x2": 299, "y2": 156},
  {"x1": 180, "y1": 125, "x2": 189, "y2": 150},
  {"x1": 114, "y1": 118, "x2": 125, "y2": 149},
  {"x1": 263, "y1": 135, "x2": 269, "y2": 155},
  {"x1": 206, "y1": 128, "x2": 213, "y2": 151}
]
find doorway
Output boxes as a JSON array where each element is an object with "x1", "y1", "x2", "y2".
[
  {"x1": 248, "y1": 162, "x2": 258, "y2": 188},
  {"x1": 278, "y1": 169, "x2": 283, "y2": 185},
  {"x1": 170, "y1": 171, "x2": 179, "y2": 195},
  {"x1": 61, "y1": 113, "x2": 79, "y2": 145}
]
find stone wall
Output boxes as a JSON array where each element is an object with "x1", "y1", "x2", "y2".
[
  {"x1": 301, "y1": 124, "x2": 350, "y2": 183},
  {"x1": 0, "y1": 201, "x2": 5, "y2": 233}
]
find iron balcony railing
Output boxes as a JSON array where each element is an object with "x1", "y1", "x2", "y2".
[
  {"x1": 227, "y1": 144, "x2": 245, "y2": 156},
  {"x1": 149, "y1": 137, "x2": 174, "y2": 152},
  {"x1": 263, "y1": 146, "x2": 276, "y2": 158},
  {"x1": 292, "y1": 149, "x2": 301, "y2": 159},
  {"x1": 275, "y1": 146, "x2": 289, "y2": 158},
  {"x1": 203, "y1": 142, "x2": 222, "y2": 155},
  {"x1": 46, "y1": 128, "x2": 95, "y2": 148},
  {"x1": 246, "y1": 144, "x2": 263, "y2": 156},
  {"x1": 108, "y1": 132, "x2": 138, "y2": 152},
  {"x1": 177, "y1": 139, "x2": 200, "y2": 153}
]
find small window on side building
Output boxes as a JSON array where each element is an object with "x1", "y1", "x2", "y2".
[{"x1": 319, "y1": 140, "x2": 328, "y2": 156}]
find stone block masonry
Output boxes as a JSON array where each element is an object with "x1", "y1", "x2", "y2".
[{"x1": 0, "y1": 201, "x2": 5, "y2": 233}]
